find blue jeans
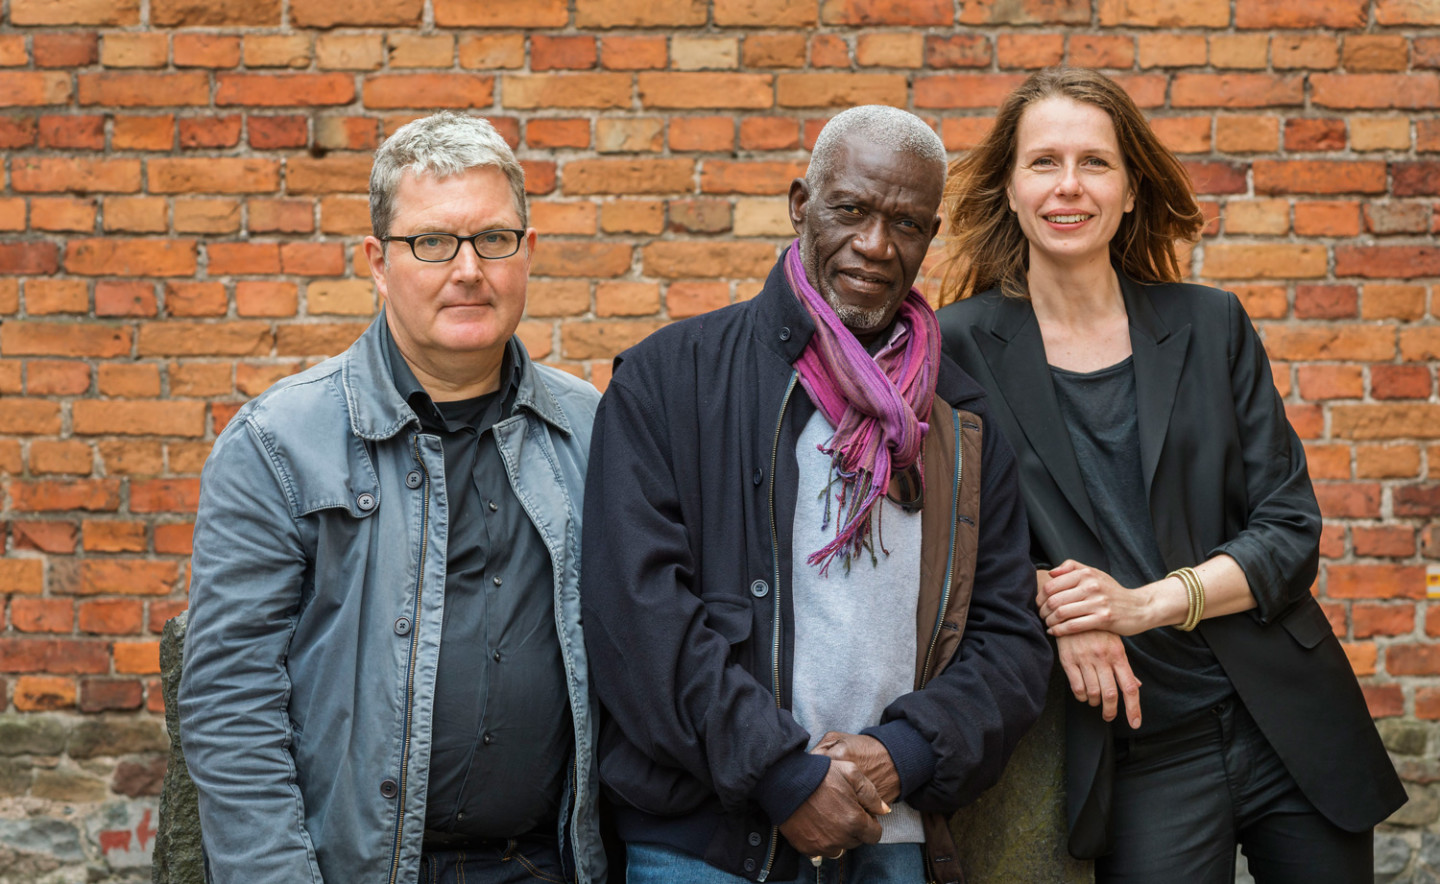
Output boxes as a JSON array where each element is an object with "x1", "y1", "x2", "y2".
[
  {"x1": 418, "y1": 834, "x2": 570, "y2": 884},
  {"x1": 626, "y1": 840, "x2": 925, "y2": 884}
]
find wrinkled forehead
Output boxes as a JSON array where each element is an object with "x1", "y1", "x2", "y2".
[{"x1": 816, "y1": 137, "x2": 944, "y2": 211}]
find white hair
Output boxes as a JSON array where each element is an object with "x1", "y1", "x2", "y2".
[
  {"x1": 369, "y1": 112, "x2": 526, "y2": 238},
  {"x1": 807, "y1": 105, "x2": 947, "y2": 188}
]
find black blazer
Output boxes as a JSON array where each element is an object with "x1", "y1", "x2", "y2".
[{"x1": 937, "y1": 275, "x2": 1405, "y2": 858}]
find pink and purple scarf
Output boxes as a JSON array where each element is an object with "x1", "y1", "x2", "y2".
[{"x1": 784, "y1": 241, "x2": 940, "y2": 573}]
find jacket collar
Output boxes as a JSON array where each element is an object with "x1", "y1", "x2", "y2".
[
  {"x1": 973, "y1": 272, "x2": 1191, "y2": 542},
  {"x1": 753, "y1": 248, "x2": 973, "y2": 405},
  {"x1": 343, "y1": 310, "x2": 573, "y2": 441}
]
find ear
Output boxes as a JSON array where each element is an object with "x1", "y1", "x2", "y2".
[
  {"x1": 788, "y1": 177, "x2": 810, "y2": 235},
  {"x1": 1006, "y1": 183, "x2": 1017, "y2": 214},
  {"x1": 363, "y1": 236, "x2": 389, "y2": 303},
  {"x1": 521, "y1": 227, "x2": 537, "y2": 274}
]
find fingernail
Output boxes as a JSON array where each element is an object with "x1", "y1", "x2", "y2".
[{"x1": 881, "y1": 802, "x2": 891, "y2": 814}]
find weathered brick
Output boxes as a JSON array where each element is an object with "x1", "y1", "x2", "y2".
[
  {"x1": 173, "y1": 34, "x2": 241, "y2": 68},
  {"x1": 11, "y1": 0, "x2": 140, "y2": 25},
  {"x1": 57, "y1": 560, "x2": 179, "y2": 596},
  {"x1": 1376, "y1": 0, "x2": 1440, "y2": 24},
  {"x1": 600, "y1": 200, "x2": 666, "y2": 234},
  {"x1": 217, "y1": 74, "x2": 355, "y2": 108},
  {"x1": 30, "y1": 197, "x2": 97, "y2": 233},
  {"x1": 363, "y1": 75, "x2": 493, "y2": 110},
  {"x1": 287, "y1": 154, "x2": 372, "y2": 194},
  {"x1": 138, "y1": 322, "x2": 273, "y2": 357},
  {"x1": 112, "y1": 114, "x2": 174, "y2": 150},
  {"x1": 1293, "y1": 200, "x2": 1361, "y2": 237},
  {"x1": 292, "y1": 0, "x2": 421, "y2": 26},
  {"x1": 1357, "y1": 444, "x2": 1421, "y2": 479},
  {"x1": 596, "y1": 117, "x2": 664, "y2": 152},
  {"x1": 563, "y1": 159, "x2": 693, "y2": 195},
  {"x1": 99, "y1": 32, "x2": 167, "y2": 68},
  {"x1": 152, "y1": 0, "x2": 279, "y2": 25},
  {"x1": 638, "y1": 73, "x2": 773, "y2": 109},
  {"x1": 79, "y1": 679, "x2": 143, "y2": 712},
  {"x1": 1235, "y1": 0, "x2": 1365, "y2": 27},
  {"x1": 643, "y1": 241, "x2": 775, "y2": 278},
  {"x1": 78, "y1": 73, "x2": 208, "y2": 107},
  {"x1": 11, "y1": 158, "x2": 142, "y2": 194},
  {"x1": 65, "y1": 239, "x2": 198, "y2": 277},
  {"x1": 924, "y1": 35, "x2": 991, "y2": 69},
  {"x1": 777, "y1": 73, "x2": 906, "y2": 108},
  {"x1": 1294, "y1": 285, "x2": 1356, "y2": 319},
  {"x1": 179, "y1": 115, "x2": 243, "y2": 150},
  {"x1": 460, "y1": 35, "x2": 527, "y2": 70},
  {"x1": 1172, "y1": 74, "x2": 1305, "y2": 109},
  {"x1": 38, "y1": 115, "x2": 105, "y2": 150},
  {"x1": 97, "y1": 362, "x2": 161, "y2": 395},
  {"x1": 916, "y1": 74, "x2": 1028, "y2": 109},
  {"x1": 856, "y1": 33, "x2": 923, "y2": 68},
  {"x1": 1098, "y1": 0, "x2": 1227, "y2": 25},
  {"x1": 1, "y1": 323, "x2": 130, "y2": 358},
  {"x1": 530, "y1": 242, "x2": 633, "y2": 278},
  {"x1": 14, "y1": 676, "x2": 76, "y2": 711},
  {"x1": 1336, "y1": 246, "x2": 1440, "y2": 279},
  {"x1": 1254, "y1": 161, "x2": 1386, "y2": 196},
  {"x1": 242, "y1": 34, "x2": 311, "y2": 69},
  {"x1": 576, "y1": 0, "x2": 705, "y2": 27},
  {"x1": 25, "y1": 359, "x2": 92, "y2": 395},
  {"x1": 1203, "y1": 244, "x2": 1327, "y2": 279},
  {"x1": 743, "y1": 33, "x2": 809, "y2": 68},
  {"x1": 11, "y1": 599, "x2": 73, "y2": 634},
  {"x1": 1332, "y1": 405, "x2": 1440, "y2": 439},
  {"x1": 82, "y1": 521, "x2": 146, "y2": 553},
  {"x1": 12, "y1": 521, "x2": 78, "y2": 554},
  {"x1": 27, "y1": 280, "x2": 92, "y2": 317},
  {"x1": 73, "y1": 401, "x2": 206, "y2": 437},
  {"x1": 1312, "y1": 74, "x2": 1440, "y2": 110},
  {"x1": 962, "y1": 0, "x2": 1089, "y2": 23}
]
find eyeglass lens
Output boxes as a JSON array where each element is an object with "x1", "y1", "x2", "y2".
[{"x1": 411, "y1": 230, "x2": 519, "y2": 261}]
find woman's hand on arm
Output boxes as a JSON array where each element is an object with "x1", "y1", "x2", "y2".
[
  {"x1": 1037, "y1": 571, "x2": 1144, "y2": 730},
  {"x1": 1038, "y1": 555, "x2": 1257, "y2": 637}
]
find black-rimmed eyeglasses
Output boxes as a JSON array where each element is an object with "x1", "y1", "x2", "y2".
[{"x1": 382, "y1": 229, "x2": 526, "y2": 263}]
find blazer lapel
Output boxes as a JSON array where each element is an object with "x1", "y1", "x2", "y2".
[
  {"x1": 1122, "y1": 276, "x2": 1190, "y2": 503},
  {"x1": 973, "y1": 296, "x2": 1101, "y2": 541}
]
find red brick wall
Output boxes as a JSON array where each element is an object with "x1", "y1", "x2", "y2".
[{"x1": 0, "y1": 0, "x2": 1436, "y2": 771}]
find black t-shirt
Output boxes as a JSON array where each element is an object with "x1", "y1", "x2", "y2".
[{"x1": 1050, "y1": 356, "x2": 1233, "y2": 736}]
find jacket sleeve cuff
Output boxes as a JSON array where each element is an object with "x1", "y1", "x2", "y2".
[
  {"x1": 753, "y1": 750, "x2": 831, "y2": 827},
  {"x1": 861, "y1": 720, "x2": 936, "y2": 801}
]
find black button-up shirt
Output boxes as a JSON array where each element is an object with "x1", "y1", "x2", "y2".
[{"x1": 380, "y1": 321, "x2": 571, "y2": 841}]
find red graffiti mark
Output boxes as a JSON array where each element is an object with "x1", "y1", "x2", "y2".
[
  {"x1": 99, "y1": 830, "x2": 132, "y2": 855},
  {"x1": 136, "y1": 809, "x2": 156, "y2": 851},
  {"x1": 98, "y1": 809, "x2": 157, "y2": 855}
]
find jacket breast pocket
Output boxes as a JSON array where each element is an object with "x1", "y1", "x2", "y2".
[{"x1": 1279, "y1": 597, "x2": 1336, "y2": 649}]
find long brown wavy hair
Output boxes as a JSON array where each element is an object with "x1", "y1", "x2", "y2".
[{"x1": 937, "y1": 67, "x2": 1206, "y2": 305}]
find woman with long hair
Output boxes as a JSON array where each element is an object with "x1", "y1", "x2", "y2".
[{"x1": 936, "y1": 67, "x2": 1403, "y2": 882}]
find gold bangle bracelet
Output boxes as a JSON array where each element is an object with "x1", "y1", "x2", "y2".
[{"x1": 1167, "y1": 567, "x2": 1205, "y2": 632}]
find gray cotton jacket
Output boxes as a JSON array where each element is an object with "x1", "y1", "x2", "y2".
[{"x1": 178, "y1": 315, "x2": 604, "y2": 884}]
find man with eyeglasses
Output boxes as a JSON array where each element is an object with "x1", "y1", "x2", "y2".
[{"x1": 180, "y1": 112, "x2": 606, "y2": 884}]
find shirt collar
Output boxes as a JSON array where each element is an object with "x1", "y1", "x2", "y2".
[{"x1": 378, "y1": 314, "x2": 523, "y2": 433}]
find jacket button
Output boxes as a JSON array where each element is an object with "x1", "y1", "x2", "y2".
[
  {"x1": 743, "y1": 858, "x2": 757, "y2": 873},
  {"x1": 380, "y1": 779, "x2": 398, "y2": 799},
  {"x1": 750, "y1": 580, "x2": 769, "y2": 598},
  {"x1": 778, "y1": 327, "x2": 791, "y2": 341},
  {"x1": 357, "y1": 492, "x2": 376, "y2": 511},
  {"x1": 483, "y1": 732, "x2": 494, "y2": 746},
  {"x1": 405, "y1": 471, "x2": 422, "y2": 489},
  {"x1": 752, "y1": 468, "x2": 763, "y2": 486},
  {"x1": 394, "y1": 617, "x2": 411, "y2": 636},
  {"x1": 747, "y1": 831, "x2": 762, "y2": 847},
  {"x1": 493, "y1": 650, "x2": 502, "y2": 662},
  {"x1": 488, "y1": 500, "x2": 498, "y2": 512}
]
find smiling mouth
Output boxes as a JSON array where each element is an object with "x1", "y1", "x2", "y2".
[
  {"x1": 839, "y1": 269, "x2": 891, "y2": 288},
  {"x1": 1045, "y1": 213, "x2": 1092, "y2": 224}
]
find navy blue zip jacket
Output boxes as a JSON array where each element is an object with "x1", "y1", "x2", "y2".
[{"x1": 580, "y1": 257, "x2": 1051, "y2": 882}]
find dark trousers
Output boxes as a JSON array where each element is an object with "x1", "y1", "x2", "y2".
[
  {"x1": 1096, "y1": 697, "x2": 1372, "y2": 884},
  {"x1": 419, "y1": 833, "x2": 570, "y2": 884}
]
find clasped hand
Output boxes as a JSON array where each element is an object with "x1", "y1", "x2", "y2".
[
  {"x1": 1037, "y1": 564, "x2": 1147, "y2": 730},
  {"x1": 779, "y1": 733, "x2": 895, "y2": 857}
]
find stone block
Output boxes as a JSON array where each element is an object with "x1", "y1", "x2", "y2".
[
  {"x1": 950, "y1": 671, "x2": 1092, "y2": 882},
  {"x1": 67, "y1": 717, "x2": 166, "y2": 759},
  {"x1": 155, "y1": 611, "x2": 204, "y2": 884},
  {"x1": 0, "y1": 715, "x2": 68, "y2": 756}
]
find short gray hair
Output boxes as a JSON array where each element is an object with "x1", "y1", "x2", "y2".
[
  {"x1": 807, "y1": 105, "x2": 947, "y2": 188},
  {"x1": 369, "y1": 112, "x2": 526, "y2": 239}
]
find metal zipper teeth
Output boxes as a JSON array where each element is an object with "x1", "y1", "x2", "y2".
[
  {"x1": 388, "y1": 439, "x2": 430, "y2": 884},
  {"x1": 920, "y1": 411, "x2": 963, "y2": 688},
  {"x1": 759, "y1": 372, "x2": 798, "y2": 883}
]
